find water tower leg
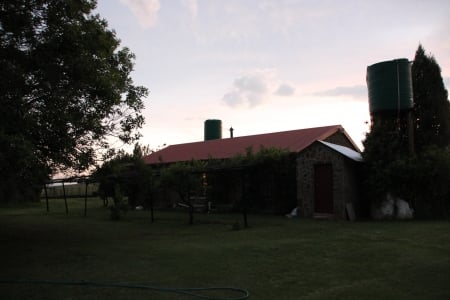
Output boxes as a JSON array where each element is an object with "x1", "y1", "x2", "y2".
[{"x1": 408, "y1": 110, "x2": 415, "y2": 156}]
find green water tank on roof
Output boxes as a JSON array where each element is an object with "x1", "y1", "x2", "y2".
[
  {"x1": 366, "y1": 58, "x2": 413, "y2": 114},
  {"x1": 204, "y1": 119, "x2": 222, "y2": 141}
]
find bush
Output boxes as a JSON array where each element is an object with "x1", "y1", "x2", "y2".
[{"x1": 378, "y1": 146, "x2": 450, "y2": 218}]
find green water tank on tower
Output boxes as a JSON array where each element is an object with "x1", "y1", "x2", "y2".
[
  {"x1": 204, "y1": 119, "x2": 222, "y2": 141},
  {"x1": 366, "y1": 58, "x2": 413, "y2": 114}
]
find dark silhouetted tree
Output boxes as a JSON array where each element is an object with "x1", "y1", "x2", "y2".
[
  {"x1": 412, "y1": 44, "x2": 450, "y2": 151},
  {"x1": 159, "y1": 160, "x2": 206, "y2": 225},
  {"x1": 92, "y1": 144, "x2": 153, "y2": 220}
]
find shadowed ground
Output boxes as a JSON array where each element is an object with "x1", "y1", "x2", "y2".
[{"x1": 1, "y1": 198, "x2": 449, "y2": 299}]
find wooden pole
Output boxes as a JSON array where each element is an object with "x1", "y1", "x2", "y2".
[
  {"x1": 148, "y1": 187, "x2": 154, "y2": 223},
  {"x1": 408, "y1": 110, "x2": 415, "y2": 156},
  {"x1": 44, "y1": 183, "x2": 49, "y2": 212},
  {"x1": 241, "y1": 171, "x2": 249, "y2": 228},
  {"x1": 149, "y1": 175, "x2": 155, "y2": 223},
  {"x1": 62, "y1": 181, "x2": 68, "y2": 216},
  {"x1": 84, "y1": 181, "x2": 88, "y2": 217}
]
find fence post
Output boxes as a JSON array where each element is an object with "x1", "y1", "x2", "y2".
[
  {"x1": 62, "y1": 181, "x2": 69, "y2": 215},
  {"x1": 44, "y1": 183, "x2": 49, "y2": 212},
  {"x1": 84, "y1": 181, "x2": 88, "y2": 217}
]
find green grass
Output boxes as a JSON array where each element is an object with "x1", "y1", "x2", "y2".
[{"x1": 1, "y1": 198, "x2": 450, "y2": 299}]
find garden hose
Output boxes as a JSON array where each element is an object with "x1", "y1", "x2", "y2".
[{"x1": 0, "y1": 279, "x2": 250, "y2": 300}]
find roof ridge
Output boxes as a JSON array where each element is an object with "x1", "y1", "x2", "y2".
[
  {"x1": 165, "y1": 124, "x2": 342, "y2": 147},
  {"x1": 144, "y1": 124, "x2": 347, "y2": 164}
]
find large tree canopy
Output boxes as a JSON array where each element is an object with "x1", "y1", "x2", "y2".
[{"x1": 0, "y1": 0, "x2": 148, "y2": 201}]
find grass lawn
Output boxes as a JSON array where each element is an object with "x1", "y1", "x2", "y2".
[{"x1": 1, "y1": 198, "x2": 449, "y2": 299}]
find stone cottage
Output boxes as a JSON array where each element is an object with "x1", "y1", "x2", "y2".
[
  {"x1": 297, "y1": 141, "x2": 363, "y2": 220},
  {"x1": 144, "y1": 124, "x2": 364, "y2": 219}
]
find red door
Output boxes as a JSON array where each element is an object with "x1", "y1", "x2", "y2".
[{"x1": 314, "y1": 164, "x2": 333, "y2": 214}]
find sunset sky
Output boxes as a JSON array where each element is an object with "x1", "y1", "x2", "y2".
[{"x1": 96, "y1": 0, "x2": 450, "y2": 150}]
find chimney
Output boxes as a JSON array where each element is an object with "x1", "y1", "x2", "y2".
[{"x1": 229, "y1": 127, "x2": 234, "y2": 138}]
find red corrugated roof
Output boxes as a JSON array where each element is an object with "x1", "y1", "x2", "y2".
[{"x1": 144, "y1": 125, "x2": 348, "y2": 165}]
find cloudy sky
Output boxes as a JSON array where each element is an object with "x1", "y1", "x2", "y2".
[{"x1": 96, "y1": 0, "x2": 450, "y2": 150}]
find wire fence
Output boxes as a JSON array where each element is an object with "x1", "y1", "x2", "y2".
[{"x1": 41, "y1": 182, "x2": 99, "y2": 199}]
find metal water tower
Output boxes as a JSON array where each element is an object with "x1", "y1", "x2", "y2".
[
  {"x1": 366, "y1": 58, "x2": 414, "y2": 154},
  {"x1": 367, "y1": 58, "x2": 413, "y2": 116},
  {"x1": 204, "y1": 119, "x2": 222, "y2": 141}
]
